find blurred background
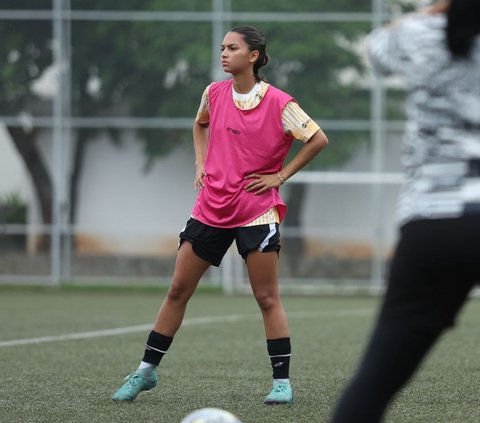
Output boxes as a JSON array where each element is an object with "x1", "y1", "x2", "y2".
[{"x1": 0, "y1": 0, "x2": 423, "y2": 291}]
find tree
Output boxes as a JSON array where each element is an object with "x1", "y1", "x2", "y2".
[
  {"x1": 0, "y1": 0, "x2": 211, "y2": 233},
  {"x1": 1, "y1": 0, "x2": 404, "y2": 261}
]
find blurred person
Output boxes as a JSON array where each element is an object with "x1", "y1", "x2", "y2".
[
  {"x1": 112, "y1": 25, "x2": 328, "y2": 403},
  {"x1": 331, "y1": 0, "x2": 480, "y2": 421}
]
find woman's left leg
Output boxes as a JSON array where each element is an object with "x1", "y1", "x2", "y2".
[
  {"x1": 247, "y1": 250, "x2": 293, "y2": 404},
  {"x1": 247, "y1": 250, "x2": 288, "y2": 338}
]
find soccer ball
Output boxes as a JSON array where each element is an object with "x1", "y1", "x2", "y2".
[{"x1": 180, "y1": 407, "x2": 242, "y2": 423}]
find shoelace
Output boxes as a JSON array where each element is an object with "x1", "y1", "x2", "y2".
[
  {"x1": 273, "y1": 384, "x2": 289, "y2": 393},
  {"x1": 125, "y1": 373, "x2": 142, "y2": 389}
]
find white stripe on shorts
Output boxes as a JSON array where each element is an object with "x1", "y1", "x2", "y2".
[{"x1": 258, "y1": 223, "x2": 277, "y2": 252}]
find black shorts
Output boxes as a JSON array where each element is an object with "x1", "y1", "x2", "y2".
[{"x1": 179, "y1": 217, "x2": 281, "y2": 266}]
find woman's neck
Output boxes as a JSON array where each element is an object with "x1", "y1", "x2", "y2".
[{"x1": 232, "y1": 73, "x2": 257, "y2": 94}]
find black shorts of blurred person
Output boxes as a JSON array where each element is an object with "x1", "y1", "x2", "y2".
[{"x1": 331, "y1": 0, "x2": 480, "y2": 422}]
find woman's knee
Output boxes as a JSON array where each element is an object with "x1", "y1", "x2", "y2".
[
  {"x1": 166, "y1": 278, "x2": 194, "y2": 303},
  {"x1": 255, "y1": 291, "x2": 279, "y2": 312}
]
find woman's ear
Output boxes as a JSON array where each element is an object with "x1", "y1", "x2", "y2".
[{"x1": 249, "y1": 50, "x2": 260, "y2": 64}]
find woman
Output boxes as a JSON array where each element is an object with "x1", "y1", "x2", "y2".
[
  {"x1": 331, "y1": 1, "x2": 480, "y2": 421},
  {"x1": 112, "y1": 25, "x2": 328, "y2": 404}
]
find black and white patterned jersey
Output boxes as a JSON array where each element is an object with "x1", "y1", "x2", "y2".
[{"x1": 368, "y1": 13, "x2": 480, "y2": 226}]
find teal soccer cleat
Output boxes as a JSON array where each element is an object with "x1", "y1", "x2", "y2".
[
  {"x1": 264, "y1": 380, "x2": 294, "y2": 405},
  {"x1": 111, "y1": 369, "x2": 158, "y2": 401}
]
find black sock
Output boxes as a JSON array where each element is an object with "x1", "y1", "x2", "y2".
[
  {"x1": 267, "y1": 337, "x2": 291, "y2": 379},
  {"x1": 142, "y1": 331, "x2": 173, "y2": 366}
]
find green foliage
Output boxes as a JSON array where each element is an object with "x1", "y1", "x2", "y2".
[
  {"x1": 0, "y1": 0, "x2": 51, "y2": 9},
  {"x1": 71, "y1": 0, "x2": 212, "y2": 11},
  {"x1": 0, "y1": 192, "x2": 27, "y2": 224},
  {"x1": 0, "y1": 0, "x2": 408, "y2": 171},
  {"x1": 232, "y1": 0, "x2": 372, "y2": 12},
  {"x1": 0, "y1": 19, "x2": 52, "y2": 114}
]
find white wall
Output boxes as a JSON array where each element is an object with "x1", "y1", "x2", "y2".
[
  {"x1": 303, "y1": 135, "x2": 403, "y2": 256},
  {"x1": 75, "y1": 132, "x2": 197, "y2": 256},
  {"x1": 0, "y1": 127, "x2": 403, "y2": 257}
]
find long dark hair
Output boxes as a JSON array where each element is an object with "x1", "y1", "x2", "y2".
[
  {"x1": 446, "y1": 0, "x2": 480, "y2": 57},
  {"x1": 230, "y1": 26, "x2": 269, "y2": 82}
]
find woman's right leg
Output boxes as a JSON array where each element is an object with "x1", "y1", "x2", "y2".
[
  {"x1": 112, "y1": 241, "x2": 210, "y2": 401},
  {"x1": 153, "y1": 241, "x2": 211, "y2": 336}
]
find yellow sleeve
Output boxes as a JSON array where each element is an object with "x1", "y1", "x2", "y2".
[
  {"x1": 282, "y1": 101, "x2": 320, "y2": 143},
  {"x1": 195, "y1": 85, "x2": 211, "y2": 127}
]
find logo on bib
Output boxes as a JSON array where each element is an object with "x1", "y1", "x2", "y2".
[{"x1": 227, "y1": 127, "x2": 241, "y2": 135}]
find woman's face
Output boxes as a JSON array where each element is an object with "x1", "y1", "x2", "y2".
[{"x1": 221, "y1": 31, "x2": 258, "y2": 76}]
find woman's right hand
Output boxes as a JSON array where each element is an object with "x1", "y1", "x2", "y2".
[{"x1": 194, "y1": 163, "x2": 207, "y2": 191}]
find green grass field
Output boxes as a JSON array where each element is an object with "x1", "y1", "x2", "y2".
[{"x1": 1, "y1": 286, "x2": 479, "y2": 423}]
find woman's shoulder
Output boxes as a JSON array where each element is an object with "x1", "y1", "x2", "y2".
[
  {"x1": 265, "y1": 83, "x2": 294, "y2": 103},
  {"x1": 210, "y1": 79, "x2": 233, "y2": 90},
  {"x1": 207, "y1": 80, "x2": 232, "y2": 99}
]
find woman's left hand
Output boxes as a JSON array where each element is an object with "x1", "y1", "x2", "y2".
[{"x1": 244, "y1": 173, "x2": 282, "y2": 194}]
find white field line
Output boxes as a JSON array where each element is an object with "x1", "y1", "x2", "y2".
[{"x1": 0, "y1": 308, "x2": 373, "y2": 348}]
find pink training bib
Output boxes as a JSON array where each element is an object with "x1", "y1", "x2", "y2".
[{"x1": 192, "y1": 79, "x2": 294, "y2": 228}]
